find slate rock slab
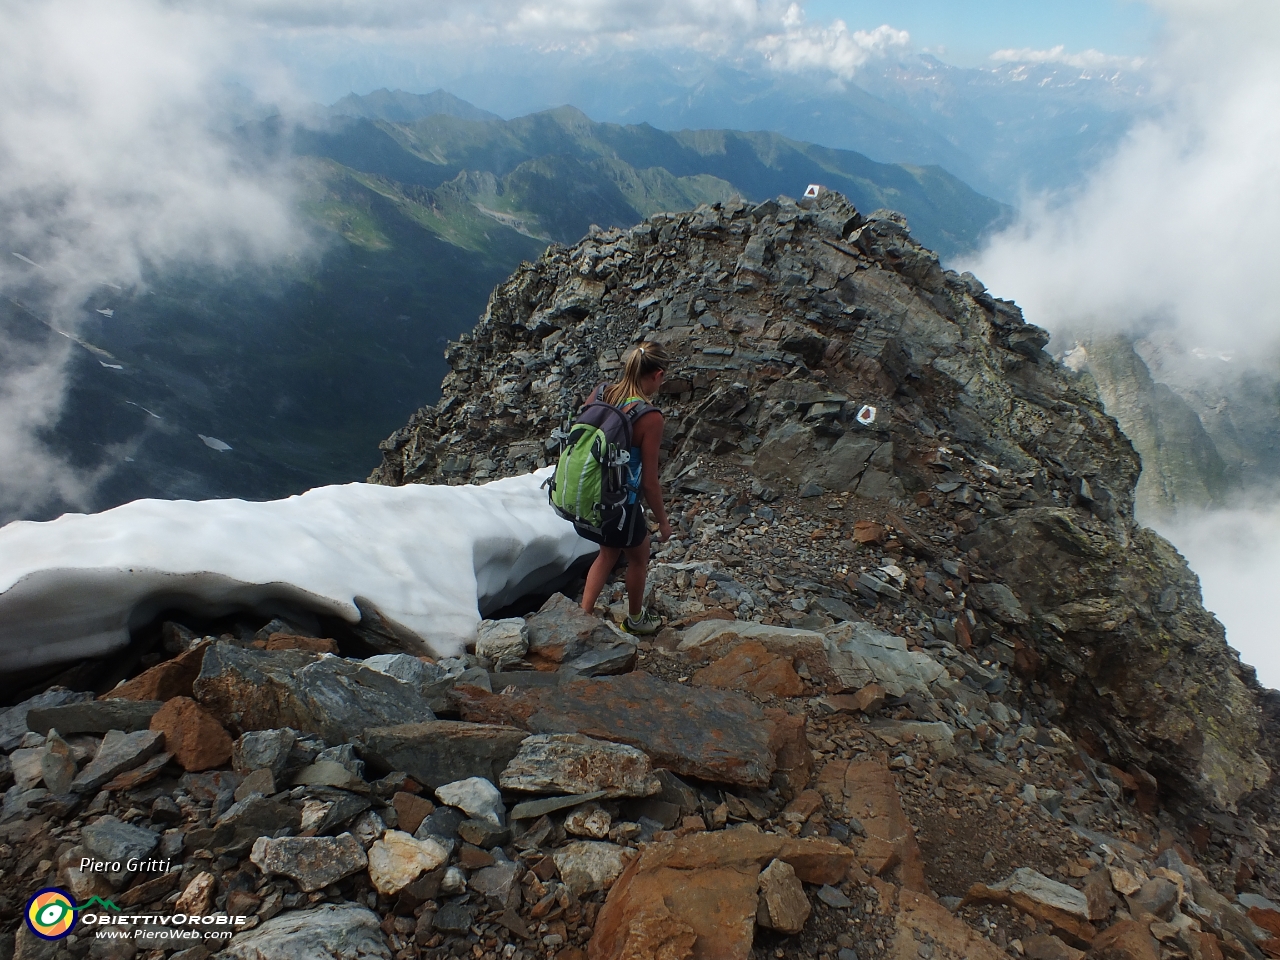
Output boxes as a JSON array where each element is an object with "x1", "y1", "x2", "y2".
[
  {"x1": 217, "y1": 902, "x2": 390, "y2": 960},
  {"x1": 357, "y1": 720, "x2": 528, "y2": 789},
  {"x1": 458, "y1": 672, "x2": 782, "y2": 788},
  {"x1": 525, "y1": 593, "x2": 620, "y2": 664},
  {"x1": 0, "y1": 688, "x2": 93, "y2": 751},
  {"x1": 72, "y1": 729, "x2": 165, "y2": 794},
  {"x1": 193, "y1": 643, "x2": 436, "y2": 744},
  {"x1": 27, "y1": 699, "x2": 162, "y2": 736}
]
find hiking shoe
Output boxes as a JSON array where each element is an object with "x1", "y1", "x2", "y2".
[{"x1": 622, "y1": 608, "x2": 661, "y2": 636}]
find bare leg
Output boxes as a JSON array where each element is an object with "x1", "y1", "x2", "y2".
[
  {"x1": 622, "y1": 535, "x2": 651, "y2": 617},
  {"x1": 581, "y1": 547, "x2": 621, "y2": 614}
]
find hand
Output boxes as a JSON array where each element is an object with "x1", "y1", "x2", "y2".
[{"x1": 658, "y1": 520, "x2": 673, "y2": 543}]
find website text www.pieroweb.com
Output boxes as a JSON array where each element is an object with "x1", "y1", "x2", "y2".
[{"x1": 25, "y1": 888, "x2": 247, "y2": 944}]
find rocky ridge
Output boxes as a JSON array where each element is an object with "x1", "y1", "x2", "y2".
[
  {"x1": 0, "y1": 593, "x2": 1278, "y2": 960},
  {"x1": 1, "y1": 190, "x2": 1277, "y2": 960},
  {"x1": 372, "y1": 189, "x2": 1269, "y2": 813}
]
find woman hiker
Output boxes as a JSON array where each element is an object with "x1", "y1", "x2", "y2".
[{"x1": 578, "y1": 341, "x2": 673, "y2": 635}]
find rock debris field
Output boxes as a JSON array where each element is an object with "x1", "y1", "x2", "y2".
[{"x1": 2, "y1": 189, "x2": 1279, "y2": 960}]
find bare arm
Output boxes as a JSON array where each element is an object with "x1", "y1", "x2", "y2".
[{"x1": 636, "y1": 412, "x2": 671, "y2": 541}]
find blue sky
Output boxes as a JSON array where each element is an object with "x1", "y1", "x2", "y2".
[{"x1": 805, "y1": 0, "x2": 1161, "y2": 65}]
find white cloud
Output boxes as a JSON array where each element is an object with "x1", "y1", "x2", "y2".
[
  {"x1": 206, "y1": 0, "x2": 906, "y2": 76},
  {"x1": 989, "y1": 45, "x2": 1145, "y2": 72},
  {"x1": 757, "y1": 18, "x2": 910, "y2": 81},
  {"x1": 0, "y1": 0, "x2": 306, "y2": 518},
  {"x1": 968, "y1": 0, "x2": 1280, "y2": 359},
  {"x1": 1152, "y1": 502, "x2": 1280, "y2": 689}
]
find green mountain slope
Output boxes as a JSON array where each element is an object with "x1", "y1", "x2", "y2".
[
  {"x1": 293, "y1": 104, "x2": 1009, "y2": 257},
  {"x1": 27, "y1": 95, "x2": 1009, "y2": 517}
]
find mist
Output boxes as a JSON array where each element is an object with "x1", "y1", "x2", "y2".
[
  {"x1": 0, "y1": 0, "x2": 305, "y2": 519},
  {"x1": 968, "y1": 0, "x2": 1280, "y2": 689},
  {"x1": 968, "y1": 0, "x2": 1280, "y2": 359},
  {"x1": 1151, "y1": 502, "x2": 1280, "y2": 689}
]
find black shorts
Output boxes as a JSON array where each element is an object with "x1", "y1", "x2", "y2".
[{"x1": 598, "y1": 503, "x2": 649, "y2": 549}]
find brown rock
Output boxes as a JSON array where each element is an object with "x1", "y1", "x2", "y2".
[
  {"x1": 817, "y1": 759, "x2": 926, "y2": 891},
  {"x1": 852, "y1": 683, "x2": 887, "y2": 713},
  {"x1": 1022, "y1": 933, "x2": 1085, "y2": 960},
  {"x1": 263, "y1": 634, "x2": 339, "y2": 654},
  {"x1": 176, "y1": 871, "x2": 216, "y2": 915},
  {"x1": 964, "y1": 868, "x2": 1095, "y2": 947},
  {"x1": 692, "y1": 642, "x2": 804, "y2": 698},
  {"x1": 102, "y1": 640, "x2": 209, "y2": 702},
  {"x1": 756, "y1": 858, "x2": 810, "y2": 935},
  {"x1": 458, "y1": 672, "x2": 790, "y2": 788},
  {"x1": 1249, "y1": 907, "x2": 1280, "y2": 938},
  {"x1": 1091, "y1": 920, "x2": 1160, "y2": 960},
  {"x1": 1184, "y1": 932, "x2": 1225, "y2": 960},
  {"x1": 853, "y1": 521, "x2": 887, "y2": 544},
  {"x1": 393, "y1": 791, "x2": 435, "y2": 835},
  {"x1": 889, "y1": 888, "x2": 1009, "y2": 960},
  {"x1": 103, "y1": 752, "x2": 173, "y2": 792},
  {"x1": 675, "y1": 621, "x2": 835, "y2": 691},
  {"x1": 526, "y1": 593, "x2": 620, "y2": 664},
  {"x1": 782, "y1": 790, "x2": 823, "y2": 820},
  {"x1": 114, "y1": 871, "x2": 181, "y2": 908},
  {"x1": 590, "y1": 827, "x2": 853, "y2": 960},
  {"x1": 765, "y1": 708, "x2": 813, "y2": 799},
  {"x1": 1083, "y1": 867, "x2": 1119, "y2": 921},
  {"x1": 149, "y1": 697, "x2": 233, "y2": 772}
]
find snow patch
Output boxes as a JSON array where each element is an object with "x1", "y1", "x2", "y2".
[{"x1": 0, "y1": 469, "x2": 594, "y2": 673}]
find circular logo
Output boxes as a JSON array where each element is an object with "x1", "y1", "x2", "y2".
[{"x1": 25, "y1": 888, "x2": 77, "y2": 940}]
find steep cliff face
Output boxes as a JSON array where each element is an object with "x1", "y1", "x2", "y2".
[
  {"x1": 373, "y1": 191, "x2": 1268, "y2": 809},
  {"x1": 1063, "y1": 336, "x2": 1232, "y2": 520}
]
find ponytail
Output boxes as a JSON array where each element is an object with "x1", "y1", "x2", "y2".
[{"x1": 604, "y1": 341, "x2": 670, "y2": 405}]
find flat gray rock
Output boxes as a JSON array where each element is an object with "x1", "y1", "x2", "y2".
[
  {"x1": 27, "y1": 699, "x2": 162, "y2": 736},
  {"x1": 0, "y1": 688, "x2": 93, "y2": 751},
  {"x1": 500, "y1": 734, "x2": 660, "y2": 798},
  {"x1": 215, "y1": 902, "x2": 390, "y2": 960},
  {"x1": 358, "y1": 720, "x2": 528, "y2": 789},
  {"x1": 250, "y1": 833, "x2": 367, "y2": 893},
  {"x1": 509, "y1": 791, "x2": 607, "y2": 821},
  {"x1": 72, "y1": 729, "x2": 165, "y2": 794},
  {"x1": 194, "y1": 643, "x2": 437, "y2": 744}
]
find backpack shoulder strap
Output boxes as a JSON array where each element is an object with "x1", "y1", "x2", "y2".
[{"x1": 619, "y1": 397, "x2": 659, "y2": 425}]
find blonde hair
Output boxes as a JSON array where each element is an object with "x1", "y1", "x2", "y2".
[{"x1": 604, "y1": 341, "x2": 670, "y2": 405}]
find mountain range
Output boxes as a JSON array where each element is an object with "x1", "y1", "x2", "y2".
[{"x1": 21, "y1": 91, "x2": 1008, "y2": 520}]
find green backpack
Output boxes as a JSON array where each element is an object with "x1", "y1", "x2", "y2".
[{"x1": 546, "y1": 384, "x2": 655, "y2": 543}]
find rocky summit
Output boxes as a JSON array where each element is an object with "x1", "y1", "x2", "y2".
[{"x1": 2, "y1": 191, "x2": 1279, "y2": 960}]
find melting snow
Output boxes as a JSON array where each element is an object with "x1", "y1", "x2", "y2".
[
  {"x1": 0, "y1": 469, "x2": 593, "y2": 673},
  {"x1": 96, "y1": 308, "x2": 115, "y2": 317},
  {"x1": 199, "y1": 434, "x2": 232, "y2": 451}
]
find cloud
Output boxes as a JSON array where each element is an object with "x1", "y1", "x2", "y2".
[
  {"x1": 209, "y1": 0, "x2": 907, "y2": 76},
  {"x1": 0, "y1": 0, "x2": 305, "y2": 519},
  {"x1": 757, "y1": 16, "x2": 910, "y2": 81},
  {"x1": 967, "y1": 0, "x2": 1280, "y2": 359},
  {"x1": 1152, "y1": 502, "x2": 1280, "y2": 689},
  {"x1": 989, "y1": 45, "x2": 1145, "y2": 72}
]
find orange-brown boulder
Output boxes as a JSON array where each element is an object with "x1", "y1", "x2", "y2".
[
  {"x1": 692, "y1": 642, "x2": 804, "y2": 698},
  {"x1": 1090, "y1": 920, "x2": 1160, "y2": 960},
  {"x1": 149, "y1": 696, "x2": 233, "y2": 772},
  {"x1": 102, "y1": 641, "x2": 209, "y2": 702},
  {"x1": 589, "y1": 826, "x2": 853, "y2": 960},
  {"x1": 261, "y1": 634, "x2": 339, "y2": 653},
  {"x1": 817, "y1": 758, "x2": 926, "y2": 891}
]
